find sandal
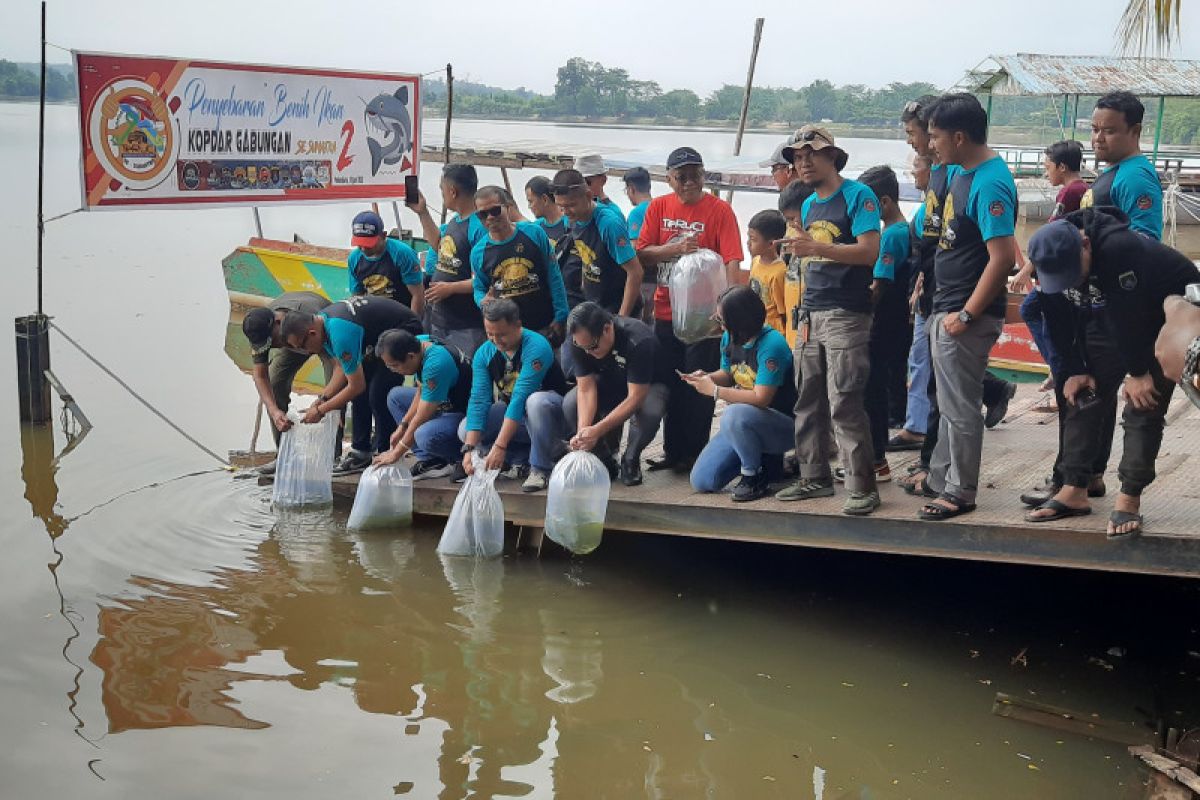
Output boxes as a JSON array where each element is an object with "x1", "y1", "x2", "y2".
[
  {"x1": 903, "y1": 476, "x2": 939, "y2": 499},
  {"x1": 918, "y1": 493, "x2": 977, "y2": 521},
  {"x1": 886, "y1": 432, "x2": 924, "y2": 452},
  {"x1": 1025, "y1": 499, "x2": 1092, "y2": 523},
  {"x1": 1107, "y1": 510, "x2": 1143, "y2": 540}
]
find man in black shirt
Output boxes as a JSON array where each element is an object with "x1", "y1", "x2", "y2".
[
  {"x1": 1025, "y1": 209, "x2": 1198, "y2": 537},
  {"x1": 523, "y1": 301, "x2": 670, "y2": 490}
]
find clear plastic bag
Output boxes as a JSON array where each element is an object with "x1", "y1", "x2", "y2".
[
  {"x1": 272, "y1": 410, "x2": 340, "y2": 508},
  {"x1": 545, "y1": 451, "x2": 610, "y2": 555},
  {"x1": 437, "y1": 454, "x2": 505, "y2": 558},
  {"x1": 669, "y1": 247, "x2": 728, "y2": 344},
  {"x1": 347, "y1": 463, "x2": 414, "y2": 530}
]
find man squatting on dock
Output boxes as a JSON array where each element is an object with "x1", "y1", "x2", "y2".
[{"x1": 244, "y1": 90, "x2": 1199, "y2": 539}]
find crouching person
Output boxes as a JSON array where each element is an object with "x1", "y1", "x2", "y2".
[
  {"x1": 687, "y1": 288, "x2": 797, "y2": 502},
  {"x1": 523, "y1": 302, "x2": 670, "y2": 492},
  {"x1": 372, "y1": 329, "x2": 472, "y2": 480},
  {"x1": 459, "y1": 298, "x2": 568, "y2": 481}
]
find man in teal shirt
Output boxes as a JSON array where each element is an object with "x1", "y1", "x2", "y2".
[{"x1": 1081, "y1": 91, "x2": 1163, "y2": 239}]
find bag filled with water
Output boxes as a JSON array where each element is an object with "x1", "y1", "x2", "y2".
[
  {"x1": 669, "y1": 247, "x2": 727, "y2": 344},
  {"x1": 347, "y1": 462, "x2": 414, "y2": 530},
  {"x1": 545, "y1": 450, "x2": 610, "y2": 554},
  {"x1": 437, "y1": 454, "x2": 505, "y2": 558},
  {"x1": 272, "y1": 410, "x2": 340, "y2": 508}
]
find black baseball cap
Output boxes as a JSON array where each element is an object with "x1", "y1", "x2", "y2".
[
  {"x1": 666, "y1": 147, "x2": 704, "y2": 170},
  {"x1": 1027, "y1": 219, "x2": 1084, "y2": 294},
  {"x1": 242, "y1": 307, "x2": 277, "y2": 355}
]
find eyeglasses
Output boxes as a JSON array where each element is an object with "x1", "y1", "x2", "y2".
[
  {"x1": 475, "y1": 205, "x2": 505, "y2": 220},
  {"x1": 770, "y1": 163, "x2": 792, "y2": 173}
]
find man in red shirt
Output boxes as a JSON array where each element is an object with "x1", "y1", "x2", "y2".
[{"x1": 636, "y1": 147, "x2": 744, "y2": 472}]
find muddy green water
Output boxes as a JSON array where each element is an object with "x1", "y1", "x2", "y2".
[{"x1": 3, "y1": 101, "x2": 1200, "y2": 799}]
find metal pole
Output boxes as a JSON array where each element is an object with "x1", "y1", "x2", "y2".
[
  {"x1": 1071, "y1": 95, "x2": 1080, "y2": 141},
  {"x1": 441, "y1": 63, "x2": 453, "y2": 225},
  {"x1": 37, "y1": 0, "x2": 46, "y2": 317},
  {"x1": 252, "y1": 207, "x2": 264, "y2": 238},
  {"x1": 16, "y1": 315, "x2": 52, "y2": 424},
  {"x1": 985, "y1": 93, "x2": 993, "y2": 137},
  {"x1": 391, "y1": 201, "x2": 402, "y2": 230},
  {"x1": 1061, "y1": 94, "x2": 1070, "y2": 134},
  {"x1": 728, "y1": 18, "x2": 764, "y2": 202},
  {"x1": 1152, "y1": 95, "x2": 1166, "y2": 164}
]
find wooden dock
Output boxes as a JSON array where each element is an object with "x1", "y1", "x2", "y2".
[{"x1": 328, "y1": 384, "x2": 1200, "y2": 579}]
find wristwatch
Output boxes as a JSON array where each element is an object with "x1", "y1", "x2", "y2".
[
  {"x1": 460, "y1": 443, "x2": 474, "y2": 455},
  {"x1": 1181, "y1": 335, "x2": 1200, "y2": 409},
  {"x1": 957, "y1": 309, "x2": 975, "y2": 325}
]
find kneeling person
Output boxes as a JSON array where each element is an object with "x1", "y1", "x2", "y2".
[
  {"x1": 460, "y1": 299, "x2": 568, "y2": 479},
  {"x1": 373, "y1": 329, "x2": 472, "y2": 480},
  {"x1": 524, "y1": 302, "x2": 670, "y2": 491},
  {"x1": 687, "y1": 288, "x2": 796, "y2": 502}
]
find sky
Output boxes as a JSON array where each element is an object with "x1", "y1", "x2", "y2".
[{"x1": 5, "y1": 0, "x2": 1200, "y2": 95}]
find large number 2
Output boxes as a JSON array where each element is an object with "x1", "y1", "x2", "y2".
[{"x1": 337, "y1": 121, "x2": 355, "y2": 171}]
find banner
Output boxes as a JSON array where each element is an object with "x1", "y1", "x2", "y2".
[{"x1": 74, "y1": 51, "x2": 421, "y2": 210}]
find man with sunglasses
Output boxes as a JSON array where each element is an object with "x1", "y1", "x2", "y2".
[
  {"x1": 551, "y1": 169, "x2": 644, "y2": 318},
  {"x1": 280, "y1": 296, "x2": 422, "y2": 475},
  {"x1": 523, "y1": 301, "x2": 670, "y2": 491},
  {"x1": 772, "y1": 125, "x2": 882, "y2": 515},
  {"x1": 471, "y1": 185, "x2": 570, "y2": 346},
  {"x1": 636, "y1": 146, "x2": 744, "y2": 473},
  {"x1": 761, "y1": 141, "x2": 797, "y2": 191}
]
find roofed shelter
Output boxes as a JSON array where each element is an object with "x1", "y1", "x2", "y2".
[{"x1": 952, "y1": 53, "x2": 1200, "y2": 162}]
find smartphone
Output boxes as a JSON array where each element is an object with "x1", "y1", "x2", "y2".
[
  {"x1": 1185, "y1": 282, "x2": 1200, "y2": 306},
  {"x1": 404, "y1": 175, "x2": 420, "y2": 206},
  {"x1": 1075, "y1": 387, "x2": 1100, "y2": 412}
]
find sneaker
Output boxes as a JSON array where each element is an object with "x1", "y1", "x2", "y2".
[
  {"x1": 985, "y1": 381, "x2": 1017, "y2": 429},
  {"x1": 843, "y1": 490, "x2": 881, "y2": 516},
  {"x1": 449, "y1": 462, "x2": 468, "y2": 484},
  {"x1": 499, "y1": 463, "x2": 530, "y2": 481},
  {"x1": 834, "y1": 462, "x2": 892, "y2": 483},
  {"x1": 731, "y1": 470, "x2": 769, "y2": 503},
  {"x1": 775, "y1": 478, "x2": 835, "y2": 502},
  {"x1": 411, "y1": 458, "x2": 453, "y2": 481},
  {"x1": 619, "y1": 459, "x2": 643, "y2": 487},
  {"x1": 332, "y1": 449, "x2": 372, "y2": 476},
  {"x1": 522, "y1": 469, "x2": 549, "y2": 493}
]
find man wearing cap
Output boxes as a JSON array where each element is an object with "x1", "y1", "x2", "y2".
[
  {"x1": 241, "y1": 291, "x2": 335, "y2": 448},
  {"x1": 771, "y1": 125, "x2": 882, "y2": 515},
  {"x1": 1024, "y1": 210, "x2": 1197, "y2": 537},
  {"x1": 348, "y1": 210, "x2": 425, "y2": 318},
  {"x1": 574, "y1": 155, "x2": 626, "y2": 222},
  {"x1": 636, "y1": 146, "x2": 744, "y2": 472},
  {"x1": 762, "y1": 141, "x2": 797, "y2": 191},
  {"x1": 551, "y1": 169, "x2": 643, "y2": 317},
  {"x1": 408, "y1": 163, "x2": 487, "y2": 357},
  {"x1": 280, "y1": 296, "x2": 423, "y2": 474}
]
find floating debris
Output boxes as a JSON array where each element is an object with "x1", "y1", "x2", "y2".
[{"x1": 1011, "y1": 647, "x2": 1028, "y2": 667}]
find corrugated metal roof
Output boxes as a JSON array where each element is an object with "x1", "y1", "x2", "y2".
[{"x1": 953, "y1": 54, "x2": 1200, "y2": 97}]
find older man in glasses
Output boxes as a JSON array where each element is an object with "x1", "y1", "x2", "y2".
[
  {"x1": 635, "y1": 146, "x2": 745, "y2": 473},
  {"x1": 470, "y1": 185, "x2": 570, "y2": 347}
]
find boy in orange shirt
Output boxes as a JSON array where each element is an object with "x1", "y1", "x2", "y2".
[{"x1": 747, "y1": 210, "x2": 788, "y2": 336}]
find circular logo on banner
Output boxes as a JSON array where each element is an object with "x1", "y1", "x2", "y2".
[{"x1": 88, "y1": 79, "x2": 178, "y2": 190}]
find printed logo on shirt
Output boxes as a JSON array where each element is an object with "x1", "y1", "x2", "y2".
[
  {"x1": 1119, "y1": 270, "x2": 1138, "y2": 291},
  {"x1": 493, "y1": 257, "x2": 540, "y2": 297},
  {"x1": 1136, "y1": 194, "x2": 1153, "y2": 210},
  {"x1": 749, "y1": 276, "x2": 768, "y2": 303},
  {"x1": 730, "y1": 362, "x2": 756, "y2": 390},
  {"x1": 922, "y1": 190, "x2": 942, "y2": 238},
  {"x1": 939, "y1": 194, "x2": 957, "y2": 249},
  {"x1": 804, "y1": 220, "x2": 841, "y2": 263},
  {"x1": 1080, "y1": 190, "x2": 1094, "y2": 210},
  {"x1": 437, "y1": 235, "x2": 463, "y2": 274},
  {"x1": 663, "y1": 219, "x2": 706, "y2": 233},
  {"x1": 863, "y1": 199, "x2": 876, "y2": 213},
  {"x1": 765, "y1": 358, "x2": 779, "y2": 373},
  {"x1": 617, "y1": 237, "x2": 628, "y2": 247},
  {"x1": 882, "y1": 253, "x2": 894, "y2": 265},
  {"x1": 362, "y1": 274, "x2": 394, "y2": 296},
  {"x1": 989, "y1": 200, "x2": 1006, "y2": 217},
  {"x1": 340, "y1": 351, "x2": 352, "y2": 364},
  {"x1": 426, "y1": 377, "x2": 438, "y2": 392},
  {"x1": 531, "y1": 359, "x2": 543, "y2": 372},
  {"x1": 574, "y1": 239, "x2": 602, "y2": 283}
]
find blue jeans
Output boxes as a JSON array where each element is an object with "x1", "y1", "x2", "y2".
[
  {"x1": 903, "y1": 313, "x2": 932, "y2": 435},
  {"x1": 456, "y1": 401, "x2": 531, "y2": 466},
  {"x1": 386, "y1": 386, "x2": 464, "y2": 464},
  {"x1": 691, "y1": 404, "x2": 793, "y2": 492},
  {"x1": 1020, "y1": 291, "x2": 1062, "y2": 379}
]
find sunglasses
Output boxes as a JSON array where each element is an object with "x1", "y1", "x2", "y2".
[
  {"x1": 475, "y1": 205, "x2": 505, "y2": 220},
  {"x1": 903, "y1": 100, "x2": 922, "y2": 115},
  {"x1": 795, "y1": 129, "x2": 830, "y2": 145}
]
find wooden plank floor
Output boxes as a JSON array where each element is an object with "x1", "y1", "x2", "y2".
[{"x1": 330, "y1": 384, "x2": 1200, "y2": 579}]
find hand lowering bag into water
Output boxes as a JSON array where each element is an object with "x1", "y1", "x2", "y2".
[
  {"x1": 437, "y1": 454, "x2": 505, "y2": 558},
  {"x1": 669, "y1": 248, "x2": 728, "y2": 344},
  {"x1": 272, "y1": 410, "x2": 340, "y2": 508},
  {"x1": 347, "y1": 463, "x2": 414, "y2": 530},
  {"x1": 545, "y1": 451, "x2": 610, "y2": 555}
]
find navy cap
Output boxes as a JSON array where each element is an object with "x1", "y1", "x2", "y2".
[
  {"x1": 666, "y1": 147, "x2": 704, "y2": 170},
  {"x1": 351, "y1": 210, "x2": 385, "y2": 247},
  {"x1": 1028, "y1": 219, "x2": 1084, "y2": 294},
  {"x1": 242, "y1": 306, "x2": 277, "y2": 355}
]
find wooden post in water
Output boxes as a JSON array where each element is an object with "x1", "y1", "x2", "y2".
[
  {"x1": 441, "y1": 64, "x2": 454, "y2": 225},
  {"x1": 728, "y1": 18, "x2": 765, "y2": 202},
  {"x1": 16, "y1": 1, "x2": 51, "y2": 425}
]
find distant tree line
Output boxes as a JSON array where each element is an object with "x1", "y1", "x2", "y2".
[{"x1": 0, "y1": 60, "x2": 75, "y2": 100}]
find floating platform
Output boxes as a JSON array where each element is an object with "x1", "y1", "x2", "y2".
[{"x1": 323, "y1": 384, "x2": 1200, "y2": 579}]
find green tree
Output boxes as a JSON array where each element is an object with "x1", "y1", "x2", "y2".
[{"x1": 804, "y1": 79, "x2": 838, "y2": 121}]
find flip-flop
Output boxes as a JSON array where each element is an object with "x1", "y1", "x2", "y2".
[
  {"x1": 1025, "y1": 499, "x2": 1092, "y2": 523},
  {"x1": 903, "y1": 476, "x2": 938, "y2": 498},
  {"x1": 886, "y1": 433, "x2": 924, "y2": 452},
  {"x1": 918, "y1": 494, "x2": 977, "y2": 521},
  {"x1": 1107, "y1": 510, "x2": 1143, "y2": 539}
]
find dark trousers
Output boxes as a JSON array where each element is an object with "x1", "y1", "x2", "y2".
[
  {"x1": 865, "y1": 291, "x2": 911, "y2": 461},
  {"x1": 1056, "y1": 325, "x2": 1174, "y2": 495},
  {"x1": 349, "y1": 357, "x2": 407, "y2": 455},
  {"x1": 655, "y1": 319, "x2": 720, "y2": 464},
  {"x1": 919, "y1": 367, "x2": 1010, "y2": 470}
]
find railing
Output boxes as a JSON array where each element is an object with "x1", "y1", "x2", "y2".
[{"x1": 993, "y1": 144, "x2": 1200, "y2": 185}]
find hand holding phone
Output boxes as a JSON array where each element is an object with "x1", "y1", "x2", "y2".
[{"x1": 404, "y1": 175, "x2": 420, "y2": 207}]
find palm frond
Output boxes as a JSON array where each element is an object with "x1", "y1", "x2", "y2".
[{"x1": 1117, "y1": 0, "x2": 1182, "y2": 56}]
